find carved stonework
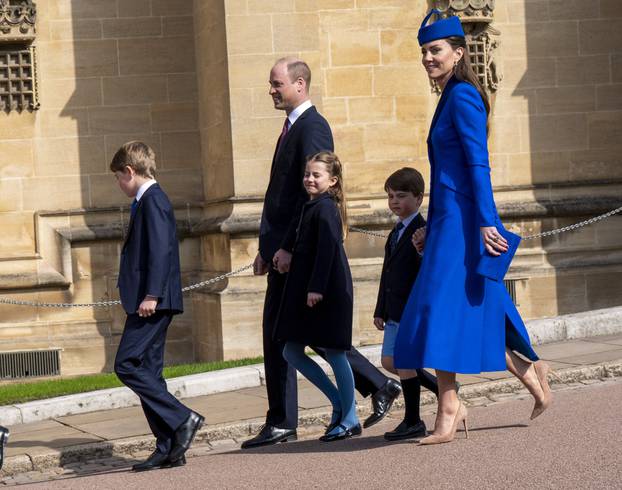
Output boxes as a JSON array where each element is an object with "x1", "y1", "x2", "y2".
[
  {"x1": 433, "y1": 0, "x2": 502, "y2": 93},
  {"x1": 435, "y1": 0, "x2": 495, "y2": 23},
  {"x1": 0, "y1": 0, "x2": 36, "y2": 42}
]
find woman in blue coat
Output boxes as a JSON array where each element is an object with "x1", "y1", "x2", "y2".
[{"x1": 394, "y1": 11, "x2": 553, "y2": 445}]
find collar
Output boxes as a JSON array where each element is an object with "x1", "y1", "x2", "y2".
[
  {"x1": 429, "y1": 76, "x2": 459, "y2": 139},
  {"x1": 287, "y1": 100, "x2": 313, "y2": 128},
  {"x1": 305, "y1": 192, "x2": 331, "y2": 206},
  {"x1": 398, "y1": 211, "x2": 420, "y2": 229},
  {"x1": 135, "y1": 179, "x2": 157, "y2": 201}
]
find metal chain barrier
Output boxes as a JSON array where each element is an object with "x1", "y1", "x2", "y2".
[
  {"x1": 0, "y1": 206, "x2": 619, "y2": 309},
  {"x1": 352, "y1": 205, "x2": 622, "y2": 241},
  {"x1": 0, "y1": 264, "x2": 254, "y2": 309},
  {"x1": 521, "y1": 205, "x2": 622, "y2": 240}
]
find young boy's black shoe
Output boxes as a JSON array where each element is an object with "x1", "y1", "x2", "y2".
[{"x1": 384, "y1": 420, "x2": 427, "y2": 441}]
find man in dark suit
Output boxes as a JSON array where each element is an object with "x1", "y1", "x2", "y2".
[
  {"x1": 373, "y1": 167, "x2": 440, "y2": 441},
  {"x1": 111, "y1": 141, "x2": 204, "y2": 471},
  {"x1": 242, "y1": 58, "x2": 401, "y2": 449}
]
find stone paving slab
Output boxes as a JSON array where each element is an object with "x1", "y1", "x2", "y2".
[
  {"x1": 534, "y1": 338, "x2": 622, "y2": 359},
  {"x1": 582, "y1": 334, "x2": 622, "y2": 346},
  {"x1": 1, "y1": 334, "x2": 622, "y2": 480}
]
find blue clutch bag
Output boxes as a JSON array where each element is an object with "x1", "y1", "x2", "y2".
[{"x1": 476, "y1": 227, "x2": 521, "y2": 282}]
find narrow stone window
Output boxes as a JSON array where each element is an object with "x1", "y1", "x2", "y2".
[
  {"x1": 0, "y1": 0, "x2": 38, "y2": 113},
  {"x1": 0, "y1": 44, "x2": 37, "y2": 112}
]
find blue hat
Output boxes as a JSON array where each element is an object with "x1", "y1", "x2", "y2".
[{"x1": 418, "y1": 9, "x2": 465, "y2": 46}]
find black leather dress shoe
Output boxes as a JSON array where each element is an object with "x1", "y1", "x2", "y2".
[
  {"x1": 168, "y1": 411, "x2": 205, "y2": 461},
  {"x1": 384, "y1": 420, "x2": 427, "y2": 441},
  {"x1": 0, "y1": 425, "x2": 9, "y2": 471},
  {"x1": 162, "y1": 454, "x2": 186, "y2": 468},
  {"x1": 319, "y1": 424, "x2": 362, "y2": 443},
  {"x1": 241, "y1": 424, "x2": 297, "y2": 449},
  {"x1": 363, "y1": 379, "x2": 402, "y2": 428},
  {"x1": 132, "y1": 451, "x2": 171, "y2": 472}
]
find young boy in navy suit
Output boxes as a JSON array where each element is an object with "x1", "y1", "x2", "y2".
[
  {"x1": 374, "y1": 168, "x2": 440, "y2": 441},
  {"x1": 111, "y1": 141, "x2": 204, "y2": 471}
]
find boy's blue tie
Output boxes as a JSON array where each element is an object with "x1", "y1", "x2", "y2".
[
  {"x1": 130, "y1": 199, "x2": 138, "y2": 217},
  {"x1": 389, "y1": 221, "x2": 404, "y2": 254}
]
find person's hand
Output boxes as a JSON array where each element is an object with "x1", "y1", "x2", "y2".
[
  {"x1": 481, "y1": 226, "x2": 509, "y2": 257},
  {"x1": 253, "y1": 253, "x2": 269, "y2": 275},
  {"x1": 374, "y1": 317, "x2": 385, "y2": 331},
  {"x1": 307, "y1": 292, "x2": 323, "y2": 307},
  {"x1": 412, "y1": 226, "x2": 426, "y2": 254},
  {"x1": 273, "y1": 248, "x2": 292, "y2": 274},
  {"x1": 137, "y1": 295, "x2": 158, "y2": 317}
]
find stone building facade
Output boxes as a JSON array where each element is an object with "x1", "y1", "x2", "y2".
[{"x1": 0, "y1": 0, "x2": 620, "y2": 376}]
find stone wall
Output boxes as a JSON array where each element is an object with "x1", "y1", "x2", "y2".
[
  {"x1": 492, "y1": 0, "x2": 622, "y2": 317},
  {"x1": 0, "y1": 0, "x2": 202, "y2": 374},
  {"x1": 0, "y1": 0, "x2": 620, "y2": 374},
  {"x1": 194, "y1": 0, "x2": 622, "y2": 360}
]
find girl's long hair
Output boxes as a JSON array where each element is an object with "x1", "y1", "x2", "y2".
[
  {"x1": 307, "y1": 151, "x2": 348, "y2": 239},
  {"x1": 446, "y1": 36, "x2": 490, "y2": 116}
]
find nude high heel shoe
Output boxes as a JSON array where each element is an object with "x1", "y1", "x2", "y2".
[
  {"x1": 420, "y1": 402, "x2": 468, "y2": 445},
  {"x1": 530, "y1": 360, "x2": 558, "y2": 420}
]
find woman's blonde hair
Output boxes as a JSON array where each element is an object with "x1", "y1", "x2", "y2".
[{"x1": 307, "y1": 151, "x2": 348, "y2": 239}]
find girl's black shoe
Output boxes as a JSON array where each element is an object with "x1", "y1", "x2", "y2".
[
  {"x1": 324, "y1": 410, "x2": 342, "y2": 435},
  {"x1": 319, "y1": 423, "x2": 362, "y2": 442}
]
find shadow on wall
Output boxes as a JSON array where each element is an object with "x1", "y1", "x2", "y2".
[
  {"x1": 511, "y1": 0, "x2": 622, "y2": 314},
  {"x1": 43, "y1": 0, "x2": 204, "y2": 372}
]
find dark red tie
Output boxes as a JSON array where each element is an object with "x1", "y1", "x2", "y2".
[{"x1": 276, "y1": 118, "x2": 289, "y2": 154}]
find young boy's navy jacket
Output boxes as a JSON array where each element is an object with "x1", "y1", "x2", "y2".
[
  {"x1": 275, "y1": 193, "x2": 353, "y2": 350},
  {"x1": 117, "y1": 183, "x2": 183, "y2": 315},
  {"x1": 374, "y1": 214, "x2": 426, "y2": 323}
]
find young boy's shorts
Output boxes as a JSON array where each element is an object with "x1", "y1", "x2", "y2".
[{"x1": 381, "y1": 320, "x2": 400, "y2": 357}]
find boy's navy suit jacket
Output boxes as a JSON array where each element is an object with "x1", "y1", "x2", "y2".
[
  {"x1": 374, "y1": 213, "x2": 426, "y2": 323},
  {"x1": 117, "y1": 183, "x2": 183, "y2": 315}
]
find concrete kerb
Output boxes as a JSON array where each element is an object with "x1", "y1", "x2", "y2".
[
  {"x1": 2, "y1": 359, "x2": 621, "y2": 477},
  {"x1": 1, "y1": 306, "x2": 621, "y2": 426},
  {"x1": 527, "y1": 306, "x2": 622, "y2": 345}
]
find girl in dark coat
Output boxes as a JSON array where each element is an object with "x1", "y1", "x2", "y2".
[{"x1": 277, "y1": 151, "x2": 360, "y2": 442}]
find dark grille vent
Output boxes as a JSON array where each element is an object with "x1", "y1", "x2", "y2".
[
  {"x1": 504, "y1": 279, "x2": 519, "y2": 306},
  {"x1": 0, "y1": 349, "x2": 61, "y2": 380}
]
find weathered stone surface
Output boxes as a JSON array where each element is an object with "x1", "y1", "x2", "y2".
[{"x1": 0, "y1": 0, "x2": 621, "y2": 376}]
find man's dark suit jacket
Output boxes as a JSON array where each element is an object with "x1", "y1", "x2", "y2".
[
  {"x1": 258, "y1": 106, "x2": 334, "y2": 263},
  {"x1": 374, "y1": 213, "x2": 426, "y2": 323},
  {"x1": 117, "y1": 183, "x2": 183, "y2": 315}
]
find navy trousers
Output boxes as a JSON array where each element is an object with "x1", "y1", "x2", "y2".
[
  {"x1": 263, "y1": 270, "x2": 389, "y2": 429},
  {"x1": 114, "y1": 311, "x2": 191, "y2": 454}
]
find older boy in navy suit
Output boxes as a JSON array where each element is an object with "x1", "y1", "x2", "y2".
[
  {"x1": 374, "y1": 168, "x2": 440, "y2": 441},
  {"x1": 111, "y1": 141, "x2": 204, "y2": 471}
]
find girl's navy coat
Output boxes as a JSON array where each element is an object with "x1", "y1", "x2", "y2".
[{"x1": 275, "y1": 193, "x2": 353, "y2": 350}]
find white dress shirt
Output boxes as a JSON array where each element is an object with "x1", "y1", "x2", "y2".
[{"x1": 135, "y1": 179, "x2": 157, "y2": 201}]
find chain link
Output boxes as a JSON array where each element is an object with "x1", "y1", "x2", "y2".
[
  {"x1": 349, "y1": 226, "x2": 389, "y2": 239},
  {"x1": 0, "y1": 206, "x2": 619, "y2": 309},
  {"x1": 521, "y1": 205, "x2": 622, "y2": 240},
  {"x1": 0, "y1": 264, "x2": 254, "y2": 309},
  {"x1": 352, "y1": 206, "x2": 622, "y2": 241}
]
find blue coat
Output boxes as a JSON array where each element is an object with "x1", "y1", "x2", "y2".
[
  {"x1": 394, "y1": 77, "x2": 538, "y2": 374},
  {"x1": 117, "y1": 183, "x2": 183, "y2": 315}
]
